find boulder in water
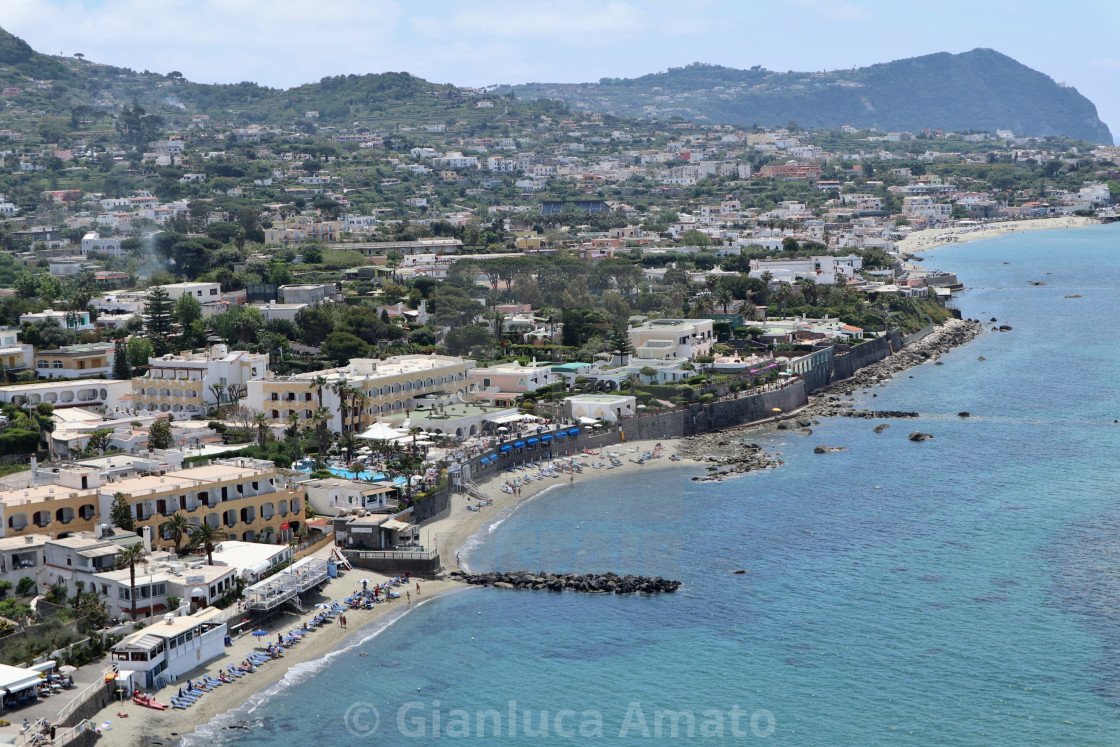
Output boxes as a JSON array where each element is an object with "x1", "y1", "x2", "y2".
[{"x1": 908, "y1": 431, "x2": 934, "y2": 442}]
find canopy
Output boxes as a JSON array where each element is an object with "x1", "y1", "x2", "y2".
[
  {"x1": 486, "y1": 413, "x2": 526, "y2": 426},
  {"x1": 540, "y1": 434, "x2": 553, "y2": 442},
  {"x1": 577, "y1": 417, "x2": 599, "y2": 425},
  {"x1": 554, "y1": 431, "x2": 566, "y2": 439},
  {"x1": 380, "y1": 519, "x2": 413, "y2": 533},
  {"x1": 499, "y1": 444, "x2": 512, "y2": 452},
  {"x1": 0, "y1": 663, "x2": 47, "y2": 695},
  {"x1": 513, "y1": 441, "x2": 525, "y2": 449},
  {"x1": 567, "y1": 428, "x2": 580, "y2": 435},
  {"x1": 526, "y1": 437, "x2": 539, "y2": 445},
  {"x1": 356, "y1": 423, "x2": 409, "y2": 441}
]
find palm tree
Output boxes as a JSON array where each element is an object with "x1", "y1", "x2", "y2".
[
  {"x1": 308, "y1": 407, "x2": 332, "y2": 459},
  {"x1": 330, "y1": 380, "x2": 353, "y2": 435},
  {"x1": 716, "y1": 287, "x2": 734, "y2": 314},
  {"x1": 116, "y1": 542, "x2": 147, "y2": 621},
  {"x1": 774, "y1": 282, "x2": 795, "y2": 317},
  {"x1": 625, "y1": 372, "x2": 641, "y2": 392},
  {"x1": 489, "y1": 309, "x2": 506, "y2": 346},
  {"x1": 798, "y1": 277, "x2": 818, "y2": 306},
  {"x1": 160, "y1": 512, "x2": 190, "y2": 555},
  {"x1": 252, "y1": 412, "x2": 270, "y2": 448},
  {"x1": 188, "y1": 523, "x2": 227, "y2": 565},
  {"x1": 312, "y1": 375, "x2": 327, "y2": 410},
  {"x1": 351, "y1": 390, "x2": 369, "y2": 435}
]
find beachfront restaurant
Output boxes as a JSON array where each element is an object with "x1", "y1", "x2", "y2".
[
  {"x1": 0, "y1": 663, "x2": 50, "y2": 711},
  {"x1": 110, "y1": 607, "x2": 227, "y2": 691}
]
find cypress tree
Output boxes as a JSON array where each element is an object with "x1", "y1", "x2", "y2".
[
  {"x1": 144, "y1": 286, "x2": 177, "y2": 356},
  {"x1": 111, "y1": 337, "x2": 132, "y2": 380}
]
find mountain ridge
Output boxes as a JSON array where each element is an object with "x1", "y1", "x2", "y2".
[
  {"x1": 501, "y1": 49, "x2": 1114, "y2": 144},
  {"x1": 0, "y1": 29, "x2": 1109, "y2": 144}
]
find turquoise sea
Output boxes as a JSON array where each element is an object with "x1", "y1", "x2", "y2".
[{"x1": 187, "y1": 224, "x2": 1120, "y2": 745}]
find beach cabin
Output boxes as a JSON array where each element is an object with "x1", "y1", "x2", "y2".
[{"x1": 110, "y1": 607, "x2": 227, "y2": 690}]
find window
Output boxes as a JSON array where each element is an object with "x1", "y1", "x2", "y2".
[
  {"x1": 210, "y1": 289, "x2": 218, "y2": 296},
  {"x1": 119, "y1": 587, "x2": 129, "y2": 600},
  {"x1": 153, "y1": 582, "x2": 166, "y2": 596},
  {"x1": 52, "y1": 360, "x2": 63, "y2": 369},
  {"x1": 37, "y1": 360, "x2": 48, "y2": 369}
]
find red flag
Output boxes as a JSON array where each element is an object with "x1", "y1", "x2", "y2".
[{"x1": 280, "y1": 522, "x2": 290, "y2": 530}]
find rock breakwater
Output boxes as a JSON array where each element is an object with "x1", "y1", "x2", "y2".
[
  {"x1": 449, "y1": 570, "x2": 681, "y2": 594},
  {"x1": 676, "y1": 434, "x2": 783, "y2": 481}
]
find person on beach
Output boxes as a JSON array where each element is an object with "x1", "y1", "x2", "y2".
[
  {"x1": 416, "y1": 582, "x2": 420, "y2": 596},
  {"x1": 407, "y1": 591, "x2": 411, "y2": 604}
]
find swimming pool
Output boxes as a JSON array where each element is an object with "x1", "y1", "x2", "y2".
[{"x1": 296, "y1": 465, "x2": 405, "y2": 483}]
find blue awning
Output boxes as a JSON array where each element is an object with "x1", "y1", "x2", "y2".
[
  {"x1": 513, "y1": 441, "x2": 525, "y2": 448},
  {"x1": 499, "y1": 445, "x2": 512, "y2": 452},
  {"x1": 567, "y1": 428, "x2": 580, "y2": 435},
  {"x1": 480, "y1": 456, "x2": 491, "y2": 464},
  {"x1": 527, "y1": 437, "x2": 539, "y2": 445},
  {"x1": 541, "y1": 434, "x2": 553, "y2": 442},
  {"x1": 554, "y1": 431, "x2": 566, "y2": 439}
]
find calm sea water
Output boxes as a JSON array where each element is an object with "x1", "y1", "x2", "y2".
[{"x1": 190, "y1": 224, "x2": 1120, "y2": 745}]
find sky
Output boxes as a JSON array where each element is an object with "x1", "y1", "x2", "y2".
[{"x1": 1, "y1": 0, "x2": 1118, "y2": 140}]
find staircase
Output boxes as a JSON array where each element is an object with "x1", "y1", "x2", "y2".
[{"x1": 462, "y1": 480, "x2": 487, "y2": 501}]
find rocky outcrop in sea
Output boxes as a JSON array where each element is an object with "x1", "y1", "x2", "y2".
[
  {"x1": 449, "y1": 571, "x2": 680, "y2": 594},
  {"x1": 676, "y1": 435, "x2": 783, "y2": 482}
]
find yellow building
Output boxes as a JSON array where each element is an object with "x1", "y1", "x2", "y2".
[
  {"x1": 104, "y1": 458, "x2": 306, "y2": 545},
  {"x1": 34, "y1": 342, "x2": 115, "y2": 379},
  {"x1": 246, "y1": 355, "x2": 474, "y2": 430},
  {"x1": 0, "y1": 483, "x2": 100, "y2": 538},
  {"x1": 0, "y1": 458, "x2": 304, "y2": 544}
]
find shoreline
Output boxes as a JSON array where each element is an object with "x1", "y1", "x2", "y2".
[
  {"x1": 896, "y1": 215, "x2": 1098, "y2": 258},
  {"x1": 99, "y1": 441, "x2": 703, "y2": 746},
  {"x1": 85, "y1": 217, "x2": 1054, "y2": 744}
]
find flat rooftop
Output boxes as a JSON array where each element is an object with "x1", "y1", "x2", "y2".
[{"x1": 0, "y1": 483, "x2": 96, "y2": 507}]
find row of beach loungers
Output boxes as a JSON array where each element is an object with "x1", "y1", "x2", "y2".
[{"x1": 168, "y1": 601, "x2": 351, "y2": 710}]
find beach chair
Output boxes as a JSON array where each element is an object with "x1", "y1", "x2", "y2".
[{"x1": 171, "y1": 698, "x2": 191, "y2": 709}]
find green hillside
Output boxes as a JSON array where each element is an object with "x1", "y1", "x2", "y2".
[
  {"x1": 0, "y1": 26, "x2": 521, "y2": 131},
  {"x1": 503, "y1": 49, "x2": 1114, "y2": 144}
]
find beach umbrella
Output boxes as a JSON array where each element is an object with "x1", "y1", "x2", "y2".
[
  {"x1": 771, "y1": 407, "x2": 782, "y2": 412},
  {"x1": 251, "y1": 629, "x2": 269, "y2": 638},
  {"x1": 59, "y1": 665, "x2": 77, "y2": 675}
]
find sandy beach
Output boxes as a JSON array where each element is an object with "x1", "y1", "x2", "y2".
[
  {"x1": 84, "y1": 438, "x2": 699, "y2": 746},
  {"x1": 896, "y1": 215, "x2": 1097, "y2": 257}
]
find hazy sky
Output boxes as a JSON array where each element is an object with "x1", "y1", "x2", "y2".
[{"x1": 2, "y1": 0, "x2": 1118, "y2": 139}]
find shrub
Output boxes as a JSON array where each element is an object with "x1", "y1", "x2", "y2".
[
  {"x1": 16, "y1": 577, "x2": 34, "y2": 596},
  {"x1": 0, "y1": 580, "x2": 11, "y2": 598}
]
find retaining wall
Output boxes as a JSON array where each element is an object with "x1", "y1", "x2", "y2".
[
  {"x1": 408, "y1": 486, "x2": 452, "y2": 523},
  {"x1": 346, "y1": 554, "x2": 442, "y2": 576}
]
